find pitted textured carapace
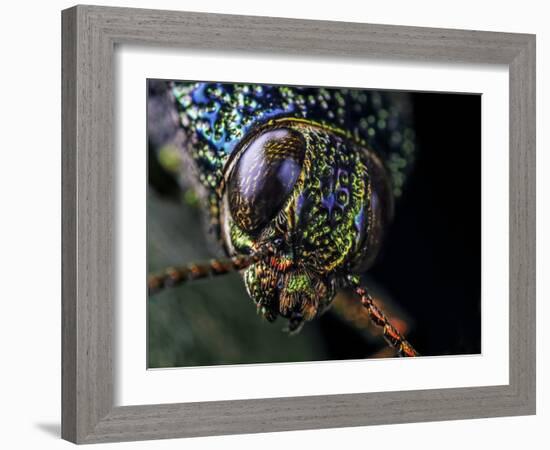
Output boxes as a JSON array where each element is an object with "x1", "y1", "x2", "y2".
[
  {"x1": 149, "y1": 81, "x2": 419, "y2": 356},
  {"x1": 171, "y1": 83, "x2": 416, "y2": 200}
]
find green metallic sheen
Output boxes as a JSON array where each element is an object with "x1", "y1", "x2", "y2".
[{"x1": 166, "y1": 82, "x2": 415, "y2": 331}]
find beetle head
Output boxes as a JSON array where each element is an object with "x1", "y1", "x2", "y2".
[{"x1": 219, "y1": 118, "x2": 393, "y2": 329}]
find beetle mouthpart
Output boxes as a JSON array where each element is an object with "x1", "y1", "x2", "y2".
[
  {"x1": 267, "y1": 254, "x2": 294, "y2": 272},
  {"x1": 243, "y1": 259, "x2": 335, "y2": 329},
  {"x1": 278, "y1": 270, "x2": 332, "y2": 321}
]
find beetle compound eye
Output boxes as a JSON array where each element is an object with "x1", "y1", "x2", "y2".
[{"x1": 227, "y1": 128, "x2": 306, "y2": 234}]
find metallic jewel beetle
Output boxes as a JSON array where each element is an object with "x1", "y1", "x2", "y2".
[{"x1": 148, "y1": 82, "x2": 419, "y2": 357}]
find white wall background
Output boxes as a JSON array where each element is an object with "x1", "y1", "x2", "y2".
[{"x1": 0, "y1": 1, "x2": 546, "y2": 448}]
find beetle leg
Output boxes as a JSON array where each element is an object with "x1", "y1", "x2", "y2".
[
  {"x1": 148, "y1": 243, "x2": 277, "y2": 296},
  {"x1": 347, "y1": 276, "x2": 419, "y2": 357}
]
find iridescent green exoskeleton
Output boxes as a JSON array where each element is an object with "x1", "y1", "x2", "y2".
[{"x1": 148, "y1": 82, "x2": 418, "y2": 357}]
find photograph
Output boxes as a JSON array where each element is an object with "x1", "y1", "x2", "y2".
[
  {"x1": 146, "y1": 79, "x2": 481, "y2": 368},
  {"x1": 52, "y1": 3, "x2": 537, "y2": 445}
]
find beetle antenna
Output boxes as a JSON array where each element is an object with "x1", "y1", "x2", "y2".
[
  {"x1": 348, "y1": 277, "x2": 419, "y2": 357},
  {"x1": 148, "y1": 244, "x2": 274, "y2": 296}
]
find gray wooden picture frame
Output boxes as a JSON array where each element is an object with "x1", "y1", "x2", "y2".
[{"x1": 61, "y1": 4, "x2": 536, "y2": 444}]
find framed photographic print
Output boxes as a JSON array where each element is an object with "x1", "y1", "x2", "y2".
[{"x1": 62, "y1": 5, "x2": 536, "y2": 444}]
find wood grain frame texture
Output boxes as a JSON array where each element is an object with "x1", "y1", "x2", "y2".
[{"x1": 61, "y1": 4, "x2": 536, "y2": 444}]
